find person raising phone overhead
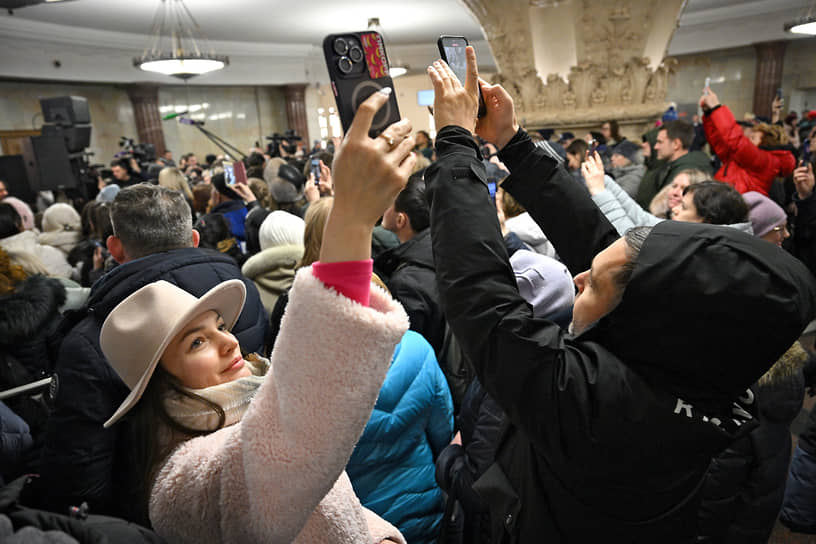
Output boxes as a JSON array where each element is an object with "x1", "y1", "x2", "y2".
[
  {"x1": 101, "y1": 89, "x2": 416, "y2": 544},
  {"x1": 424, "y1": 46, "x2": 815, "y2": 543}
]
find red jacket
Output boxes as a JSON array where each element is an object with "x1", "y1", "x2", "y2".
[{"x1": 703, "y1": 105, "x2": 796, "y2": 195}]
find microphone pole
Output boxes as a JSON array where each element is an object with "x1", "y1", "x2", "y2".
[{"x1": 165, "y1": 114, "x2": 248, "y2": 160}]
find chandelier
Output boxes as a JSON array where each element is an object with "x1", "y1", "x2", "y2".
[
  {"x1": 785, "y1": 1, "x2": 816, "y2": 35},
  {"x1": 133, "y1": 0, "x2": 229, "y2": 79}
]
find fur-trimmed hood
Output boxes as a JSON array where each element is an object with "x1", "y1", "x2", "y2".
[{"x1": 0, "y1": 274, "x2": 66, "y2": 346}]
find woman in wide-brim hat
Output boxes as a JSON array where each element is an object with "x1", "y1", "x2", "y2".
[{"x1": 101, "y1": 88, "x2": 416, "y2": 544}]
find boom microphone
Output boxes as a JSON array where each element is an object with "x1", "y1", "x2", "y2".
[{"x1": 162, "y1": 111, "x2": 189, "y2": 121}]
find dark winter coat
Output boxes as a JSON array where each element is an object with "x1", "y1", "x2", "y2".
[
  {"x1": 425, "y1": 126, "x2": 816, "y2": 543},
  {"x1": 33, "y1": 247, "x2": 267, "y2": 522},
  {"x1": 791, "y1": 192, "x2": 816, "y2": 278},
  {"x1": 780, "y1": 388, "x2": 816, "y2": 533},
  {"x1": 704, "y1": 105, "x2": 797, "y2": 196},
  {"x1": 636, "y1": 149, "x2": 712, "y2": 208},
  {"x1": 697, "y1": 345, "x2": 806, "y2": 543},
  {"x1": 375, "y1": 229, "x2": 446, "y2": 357},
  {"x1": 435, "y1": 377, "x2": 505, "y2": 544},
  {"x1": 0, "y1": 402, "x2": 32, "y2": 484},
  {"x1": 0, "y1": 275, "x2": 66, "y2": 444}
]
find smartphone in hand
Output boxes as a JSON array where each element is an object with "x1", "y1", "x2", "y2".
[
  {"x1": 323, "y1": 31, "x2": 401, "y2": 138},
  {"x1": 704, "y1": 77, "x2": 711, "y2": 96},
  {"x1": 223, "y1": 161, "x2": 236, "y2": 185},
  {"x1": 311, "y1": 158, "x2": 321, "y2": 185},
  {"x1": 437, "y1": 35, "x2": 486, "y2": 118}
]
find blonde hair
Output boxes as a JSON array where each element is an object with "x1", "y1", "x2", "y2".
[
  {"x1": 753, "y1": 123, "x2": 788, "y2": 148},
  {"x1": 158, "y1": 167, "x2": 193, "y2": 201},
  {"x1": 298, "y1": 197, "x2": 334, "y2": 269},
  {"x1": 649, "y1": 169, "x2": 710, "y2": 217},
  {"x1": 247, "y1": 177, "x2": 271, "y2": 209}
]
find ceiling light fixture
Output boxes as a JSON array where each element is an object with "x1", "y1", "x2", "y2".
[
  {"x1": 134, "y1": 0, "x2": 228, "y2": 80},
  {"x1": 785, "y1": 2, "x2": 816, "y2": 35}
]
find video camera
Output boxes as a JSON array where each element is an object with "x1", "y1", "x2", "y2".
[
  {"x1": 266, "y1": 129, "x2": 301, "y2": 158},
  {"x1": 116, "y1": 136, "x2": 156, "y2": 170}
]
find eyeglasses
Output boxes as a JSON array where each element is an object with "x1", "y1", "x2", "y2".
[{"x1": 771, "y1": 225, "x2": 788, "y2": 236}]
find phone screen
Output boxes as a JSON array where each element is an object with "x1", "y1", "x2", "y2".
[
  {"x1": 704, "y1": 77, "x2": 711, "y2": 95},
  {"x1": 311, "y1": 158, "x2": 321, "y2": 184},
  {"x1": 488, "y1": 181, "x2": 497, "y2": 206},
  {"x1": 802, "y1": 140, "x2": 812, "y2": 165},
  {"x1": 438, "y1": 36, "x2": 485, "y2": 117},
  {"x1": 223, "y1": 161, "x2": 236, "y2": 185}
]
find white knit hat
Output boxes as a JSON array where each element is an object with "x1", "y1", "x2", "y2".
[
  {"x1": 258, "y1": 210, "x2": 304, "y2": 251},
  {"x1": 42, "y1": 203, "x2": 81, "y2": 233},
  {"x1": 510, "y1": 250, "x2": 575, "y2": 319}
]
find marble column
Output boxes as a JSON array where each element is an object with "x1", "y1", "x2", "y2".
[
  {"x1": 125, "y1": 84, "x2": 166, "y2": 157},
  {"x1": 752, "y1": 41, "x2": 787, "y2": 119},
  {"x1": 284, "y1": 84, "x2": 309, "y2": 143}
]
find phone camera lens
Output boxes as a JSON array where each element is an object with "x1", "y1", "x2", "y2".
[
  {"x1": 337, "y1": 56, "x2": 353, "y2": 74},
  {"x1": 333, "y1": 38, "x2": 349, "y2": 56},
  {"x1": 348, "y1": 46, "x2": 363, "y2": 63}
]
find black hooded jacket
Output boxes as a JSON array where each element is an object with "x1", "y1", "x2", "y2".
[
  {"x1": 33, "y1": 247, "x2": 267, "y2": 521},
  {"x1": 425, "y1": 126, "x2": 816, "y2": 543},
  {"x1": 0, "y1": 275, "x2": 65, "y2": 470},
  {"x1": 374, "y1": 228, "x2": 446, "y2": 356},
  {"x1": 697, "y1": 346, "x2": 806, "y2": 544}
]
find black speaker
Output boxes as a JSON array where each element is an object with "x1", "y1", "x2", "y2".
[
  {"x1": 41, "y1": 124, "x2": 92, "y2": 153},
  {"x1": 0, "y1": 155, "x2": 35, "y2": 204},
  {"x1": 39, "y1": 96, "x2": 91, "y2": 125},
  {"x1": 22, "y1": 134, "x2": 78, "y2": 191}
]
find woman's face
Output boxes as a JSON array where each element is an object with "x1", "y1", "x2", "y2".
[
  {"x1": 671, "y1": 192, "x2": 704, "y2": 223},
  {"x1": 760, "y1": 222, "x2": 790, "y2": 247},
  {"x1": 160, "y1": 310, "x2": 250, "y2": 389},
  {"x1": 667, "y1": 173, "x2": 691, "y2": 211},
  {"x1": 749, "y1": 130, "x2": 763, "y2": 147}
]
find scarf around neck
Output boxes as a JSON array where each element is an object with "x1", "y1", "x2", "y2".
[{"x1": 163, "y1": 355, "x2": 270, "y2": 432}]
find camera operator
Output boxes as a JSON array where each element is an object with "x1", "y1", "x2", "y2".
[{"x1": 109, "y1": 158, "x2": 145, "y2": 188}]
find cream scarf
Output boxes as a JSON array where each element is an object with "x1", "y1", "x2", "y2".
[{"x1": 163, "y1": 355, "x2": 270, "y2": 432}]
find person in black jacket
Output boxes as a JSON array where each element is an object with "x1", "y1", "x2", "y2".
[
  {"x1": 696, "y1": 342, "x2": 808, "y2": 543},
  {"x1": 33, "y1": 184, "x2": 267, "y2": 525},
  {"x1": 424, "y1": 48, "x2": 816, "y2": 543},
  {"x1": 791, "y1": 161, "x2": 816, "y2": 277},
  {"x1": 375, "y1": 175, "x2": 446, "y2": 357}
]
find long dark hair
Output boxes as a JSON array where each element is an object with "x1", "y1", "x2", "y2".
[{"x1": 119, "y1": 365, "x2": 226, "y2": 525}]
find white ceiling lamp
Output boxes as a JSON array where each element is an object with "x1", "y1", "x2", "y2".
[
  {"x1": 134, "y1": 0, "x2": 229, "y2": 80},
  {"x1": 367, "y1": 17, "x2": 408, "y2": 78},
  {"x1": 785, "y1": 1, "x2": 816, "y2": 35}
]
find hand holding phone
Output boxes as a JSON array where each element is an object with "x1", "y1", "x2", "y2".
[
  {"x1": 223, "y1": 161, "x2": 236, "y2": 185},
  {"x1": 438, "y1": 36, "x2": 486, "y2": 118},
  {"x1": 310, "y1": 158, "x2": 321, "y2": 185},
  {"x1": 323, "y1": 31, "x2": 401, "y2": 138}
]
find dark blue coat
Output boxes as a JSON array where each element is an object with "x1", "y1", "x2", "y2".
[
  {"x1": 346, "y1": 330, "x2": 453, "y2": 544},
  {"x1": 0, "y1": 401, "x2": 32, "y2": 484},
  {"x1": 34, "y1": 247, "x2": 267, "y2": 521}
]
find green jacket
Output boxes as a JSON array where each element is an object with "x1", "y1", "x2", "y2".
[{"x1": 636, "y1": 150, "x2": 712, "y2": 208}]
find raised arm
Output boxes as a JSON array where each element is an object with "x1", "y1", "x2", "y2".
[
  {"x1": 583, "y1": 152, "x2": 662, "y2": 235},
  {"x1": 150, "y1": 90, "x2": 413, "y2": 543},
  {"x1": 424, "y1": 48, "x2": 620, "y2": 447}
]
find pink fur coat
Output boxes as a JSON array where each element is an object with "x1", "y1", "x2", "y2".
[{"x1": 149, "y1": 268, "x2": 409, "y2": 543}]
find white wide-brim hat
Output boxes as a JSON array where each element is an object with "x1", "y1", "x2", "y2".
[{"x1": 100, "y1": 279, "x2": 246, "y2": 428}]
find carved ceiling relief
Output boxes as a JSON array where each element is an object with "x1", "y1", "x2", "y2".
[{"x1": 466, "y1": 0, "x2": 680, "y2": 126}]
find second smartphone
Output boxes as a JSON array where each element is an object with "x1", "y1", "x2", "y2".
[{"x1": 437, "y1": 35, "x2": 486, "y2": 118}]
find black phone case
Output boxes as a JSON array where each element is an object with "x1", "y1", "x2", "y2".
[
  {"x1": 437, "y1": 35, "x2": 486, "y2": 118},
  {"x1": 323, "y1": 31, "x2": 401, "y2": 138}
]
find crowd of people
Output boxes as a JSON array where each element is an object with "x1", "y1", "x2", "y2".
[{"x1": 0, "y1": 44, "x2": 815, "y2": 543}]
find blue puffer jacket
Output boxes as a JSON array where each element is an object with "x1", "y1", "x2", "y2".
[{"x1": 346, "y1": 330, "x2": 454, "y2": 544}]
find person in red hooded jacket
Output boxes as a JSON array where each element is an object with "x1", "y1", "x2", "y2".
[{"x1": 701, "y1": 89, "x2": 796, "y2": 196}]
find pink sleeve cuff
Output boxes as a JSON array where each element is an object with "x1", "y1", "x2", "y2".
[{"x1": 311, "y1": 259, "x2": 373, "y2": 306}]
